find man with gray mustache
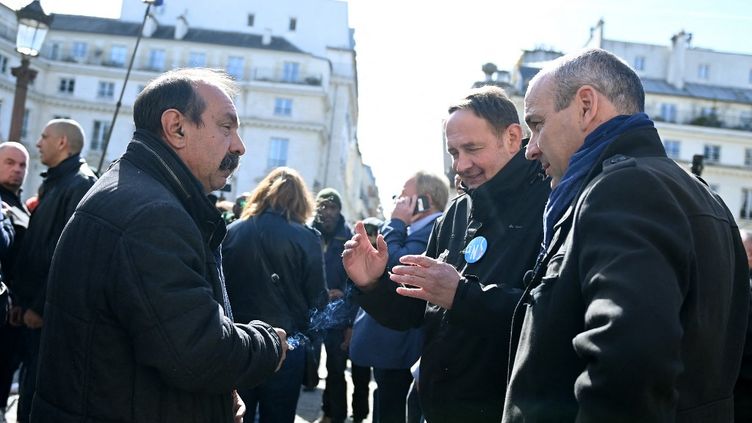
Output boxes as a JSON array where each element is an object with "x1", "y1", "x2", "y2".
[{"x1": 30, "y1": 68, "x2": 287, "y2": 423}]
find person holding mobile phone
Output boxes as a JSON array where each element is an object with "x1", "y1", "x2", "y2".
[{"x1": 350, "y1": 171, "x2": 449, "y2": 423}]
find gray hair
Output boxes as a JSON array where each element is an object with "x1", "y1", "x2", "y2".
[{"x1": 533, "y1": 48, "x2": 644, "y2": 114}]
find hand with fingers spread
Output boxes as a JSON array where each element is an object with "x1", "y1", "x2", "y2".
[
  {"x1": 342, "y1": 221, "x2": 389, "y2": 290},
  {"x1": 390, "y1": 254, "x2": 462, "y2": 310}
]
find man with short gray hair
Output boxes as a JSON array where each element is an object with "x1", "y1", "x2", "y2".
[{"x1": 504, "y1": 48, "x2": 749, "y2": 422}]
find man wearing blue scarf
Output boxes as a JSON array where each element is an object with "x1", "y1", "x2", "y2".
[{"x1": 503, "y1": 48, "x2": 750, "y2": 423}]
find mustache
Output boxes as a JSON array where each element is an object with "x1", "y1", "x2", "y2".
[{"x1": 219, "y1": 153, "x2": 240, "y2": 171}]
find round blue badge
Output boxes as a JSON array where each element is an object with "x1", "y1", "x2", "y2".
[{"x1": 464, "y1": 236, "x2": 487, "y2": 264}]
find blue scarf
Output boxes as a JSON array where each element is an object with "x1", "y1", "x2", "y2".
[{"x1": 542, "y1": 113, "x2": 654, "y2": 250}]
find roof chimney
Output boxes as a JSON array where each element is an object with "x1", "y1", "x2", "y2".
[
  {"x1": 667, "y1": 30, "x2": 691, "y2": 89},
  {"x1": 142, "y1": 14, "x2": 157, "y2": 37},
  {"x1": 262, "y1": 28, "x2": 272, "y2": 46},
  {"x1": 175, "y1": 14, "x2": 188, "y2": 40}
]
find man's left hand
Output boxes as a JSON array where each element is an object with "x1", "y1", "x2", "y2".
[
  {"x1": 232, "y1": 390, "x2": 245, "y2": 423},
  {"x1": 23, "y1": 309, "x2": 43, "y2": 329},
  {"x1": 390, "y1": 255, "x2": 461, "y2": 309}
]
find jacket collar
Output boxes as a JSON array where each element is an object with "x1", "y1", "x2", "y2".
[
  {"x1": 41, "y1": 154, "x2": 85, "y2": 182},
  {"x1": 121, "y1": 129, "x2": 226, "y2": 250},
  {"x1": 466, "y1": 147, "x2": 545, "y2": 221}
]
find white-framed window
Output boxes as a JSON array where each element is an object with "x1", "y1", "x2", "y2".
[
  {"x1": 698, "y1": 63, "x2": 710, "y2": 80},
  {"x1": 0, "y1": 55, "x2": 8, "y2": 74},
  {"x1": 72, "y1": 41, "x2": 87, "y2": 60},
  {"x1": 226, "y1": 56, "x2": 244, "y2": 80},
  {"x1": 148, "y1": 49, "x2": 166, "y2": 71},
  {"x1": 660, "y1": 103, "x2": 677, "y2": 123},
  {"x1": 663, "y1": 139, "x2": 680, "y2": 159},
  {"x1": 703, "y1": 144, "x2": 720, "y2": 164},
  {"x1": 274, "y1": 98, "x2": 292, "y2": 116},
  {"x1": 741, "y1": 188, "x2": 752, "y2": 220},
  {"x1": 247, "y1": 14, "x2": 255, "y2": 27},
  {"x1": 97, "y1": 81, "x2": 115, "y2": 99},
  {"x1": 267, "y1": 137, "x2": 289, "y2": 168},
  {"x1": 745, "y1": 148, "x2": 752, "y2": 168},
  {"x1": 91, "y1": 120, "x2": 111, "y2": 151},
  {"x1": 49, "y1": 42, "x2": 60, "y2": 60},
  {"x1": 58, "y1": 78, "x2": 75, "y2": 94},
  {"x1": 289, "y1": 17, "x2": 297, "y2": 31},
  {"x1": 110, "y1": 45, "x2": 127, "y2": 66},
  {"x1": 634, "y1": 56, "x2": 645, "y2": 71},
  {"x1": 188, "y1": 51, "x2": 206, "y2": 67},
  {"x1": 282, "y1": 61, "x2": 299, "y2": 82},
  {"x1": 20, "y1": 108, "x2": 29, "y2": 140}
]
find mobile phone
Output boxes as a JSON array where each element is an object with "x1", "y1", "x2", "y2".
[{"x1": 413, "y1": 195, "x2": 430, "y2": 214}]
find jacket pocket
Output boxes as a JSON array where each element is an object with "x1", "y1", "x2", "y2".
[{"x1": 529, "y1": 253, "x2": 565, "y2": 302}]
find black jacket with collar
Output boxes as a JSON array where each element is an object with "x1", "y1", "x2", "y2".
[
  {"x1": 356, "y1": 147, "x2": 551, "y2": 423},
  {"x1": 503, "y1": 126, "x2": 749, "y2": 423},
  {"x1": 31, "y1": 130, "x2": 283, "y2": 423},
  {"x1": 14, "y1": 155, "x2": 96, "y2": 314}
]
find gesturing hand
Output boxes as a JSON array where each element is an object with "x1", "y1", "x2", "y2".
[
  {"x1": 342, "y1": 221, "x2": 388, "y2": 291},
  {"x1": 390, "y1": 255, "x2": 461, "y2": 310}
]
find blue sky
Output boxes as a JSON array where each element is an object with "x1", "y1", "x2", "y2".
[{"x1": 3, "y1": 0, "x2": 751, "y2": 213}]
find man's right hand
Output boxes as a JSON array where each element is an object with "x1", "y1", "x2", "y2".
[
  {"x1": 8, "y1": 306, "x2": 23, "y2": 326},
  {"x1": 342, "y1": 221, "x2": 388, "y2": 290}
]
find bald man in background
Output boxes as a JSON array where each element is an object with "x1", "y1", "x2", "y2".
[{"x1": 13, "y1": 119, "x2": 96, "y2": 423}]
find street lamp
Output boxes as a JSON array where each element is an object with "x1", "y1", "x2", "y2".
[{"x1": 8, "y1": 0, "x2": 52, "y2": 142}]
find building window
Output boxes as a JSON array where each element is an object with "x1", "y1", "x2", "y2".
[
  {"x1": 742, "y1": 188, "x2": 752, "y2": 220},
  {"x1": 274, "y1": 98, "x2": 293, "y2": 116},
  {"x1": 698, "y1": 64, "x2": 710, "y2": 80},
  {"x1": 148, "y1": 49, "x2": 166, "y2": 71},
  {"x1": 659, "y1": 103, "x2": 677, "y2": 123},
  {"x1": 49, "y1": 42, "x2": 60, "y2": 60},
  {"x1": 267, "y1": 137, "x2": 289, "y2": 168},
  {"x1": 91, "y1": 120, "x2": 111, "y2": 151},
  {"x1": 745, "y1": 148, "x2": 752, "y2": 168},
  {"x1": 188, "y1": 51, "x2": 206, "y2": 67},
  {"x1": 72, "y1": 41, "x2": 87, "y2": 60},
  {"x1": 97, "y1": 81, "x2": 115, "y2": 99},
  {"x1": 289, "y1": 17, "x2": 297, "y2": 31},
  {"x1": 226, "y1": 56, "x2": 244, "y2": 80},
  {"x1": 0, "y1": 55, "x2": 8, "y2": 74},
  {"x1": 703, "y1": 144, "x2": 720, "y2": 164},
  {"x1": 247, "y1": 14, "x2": 255, "y2": 27},
  {"x1": 282, "y1": 61, "x2": 299, "y2": 82},
  {"x1": 663, "y1": 140, "x2": 680, "y2": 159},
  {"x1": 58, "y1": 78, "x2": 75, "y2": 94},
  {"x1": 634, "y1": 56, "x2": 645, "y2": 71},
  {"x1": 110, "y1": 45, "x2": 127, "y2": 66},
  {"x1": 20, "y1": 109, "x2": 29, "y2": 140},
  {"x1": 741, "y1": 111, "x2": 752, "y2": 130}
]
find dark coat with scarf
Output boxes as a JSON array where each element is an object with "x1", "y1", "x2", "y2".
[
  {"x1": 503, "y1": 125, "x2": 749, "y2": 423},
  {"x1": 31, "y1": 131, "x2": 283, "y2": 423}
]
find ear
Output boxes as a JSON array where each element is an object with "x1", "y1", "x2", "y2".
[
  {"x1": 57, "y1": 134, "x2": 69, "y2": 153},
  {"x1": 575, "y1": 85, "x2": 599, "y2": 130},
  {"x1": 161, "y1": 109, "x2": 187, "y2": 149},
  {"x1": 504, "y1": 123, "x2": 523, "y2": 152}
]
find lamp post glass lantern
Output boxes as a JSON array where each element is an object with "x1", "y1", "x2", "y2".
[{"x1": 8, "y1": 0, "x2": 52, "y2": 142}]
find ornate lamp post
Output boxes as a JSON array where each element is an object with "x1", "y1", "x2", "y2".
[{"x1": 8, "y1": 0, "x2": 52, "y2": 142}]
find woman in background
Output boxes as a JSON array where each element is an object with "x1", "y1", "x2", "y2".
[{"x1": 223, "y1": 167, "x2": 327, "y2": 423}]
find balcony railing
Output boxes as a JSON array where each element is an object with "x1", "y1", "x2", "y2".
[{"x1": 251, "y1": 67, "x2": 322, "y2": 86}]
